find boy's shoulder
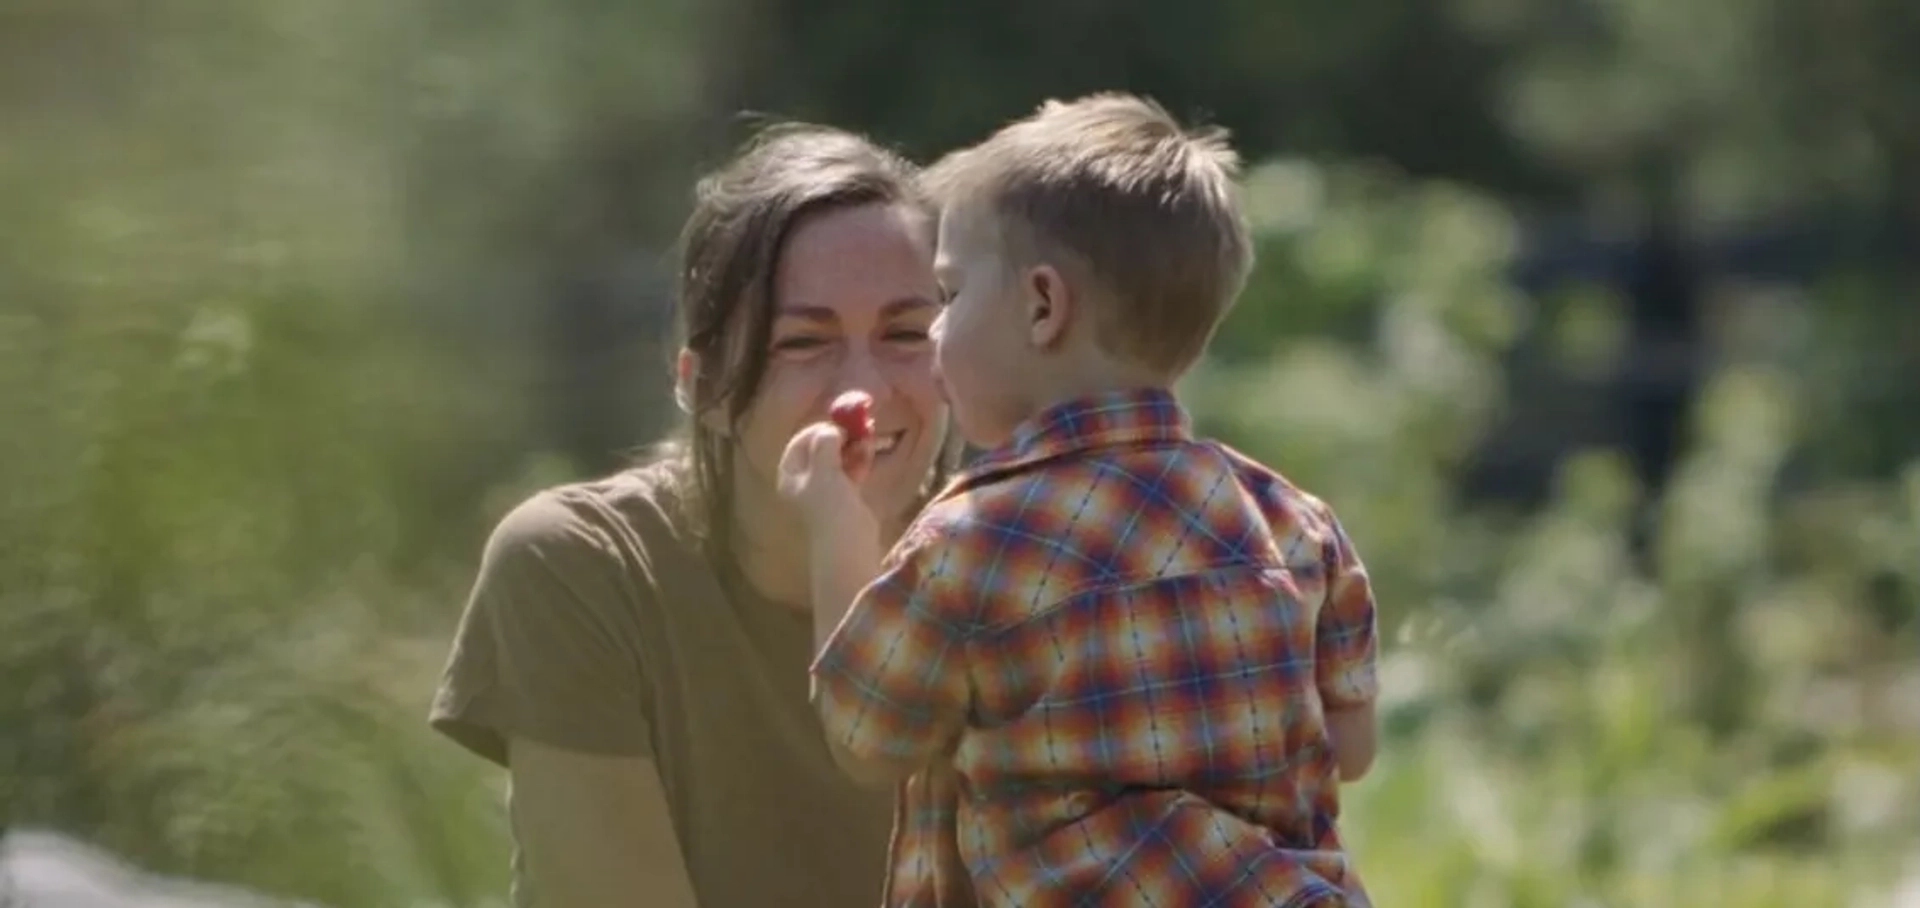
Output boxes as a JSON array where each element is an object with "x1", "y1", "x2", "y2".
[
  {"x1": 885, "y1": 451, "x2": 1106, "y2": 573},
  {"x1": 1194, "y1": 439, "x2": 1353, "y2": 553},
  {"x1": 1205, "y1": 440, "x2": 1333, "y2": 510}
]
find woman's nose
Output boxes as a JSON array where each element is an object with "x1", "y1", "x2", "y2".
[{"x1": 836, "y1": 348, "x2": 891, "y2": 403}]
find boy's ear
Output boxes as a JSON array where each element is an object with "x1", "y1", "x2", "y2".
[{"x1": 1023, "y1": 264, "x2": 1072, "y2": 350}]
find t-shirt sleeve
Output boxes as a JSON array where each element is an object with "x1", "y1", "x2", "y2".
[
  {"x1": 1314, "y1": 508, "x2": 1379, "y2": 710},
  {"x1": 429, "y1": 489, "x2": 653, "y2": 766}
]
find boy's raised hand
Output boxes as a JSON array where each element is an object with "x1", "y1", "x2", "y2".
[
  {"x1": 777, "y1": 390, "x2": 878, "y2": 528},
  {"x1": 780, "y1": 391, "x2": 888, "y2": 649}
]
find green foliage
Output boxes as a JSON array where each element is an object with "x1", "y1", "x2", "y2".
[
  {"x1": 1187, "y1": 160, "x2": 1920, "y2": 906},
  {"x1": 4, "y1": 1, "x2": 1917, "y2": 906}
]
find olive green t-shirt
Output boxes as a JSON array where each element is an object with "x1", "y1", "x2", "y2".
[{"x1": 429, "y1": 464, "x2": 895, "y2": 908}]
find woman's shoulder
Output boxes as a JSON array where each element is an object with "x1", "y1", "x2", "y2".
[
  {"x1": 435, "y1": 461, "x2": 698, "y2": 766},
  {"x1": 485, "y1": 461, "x2": 696, "y2": 559}
]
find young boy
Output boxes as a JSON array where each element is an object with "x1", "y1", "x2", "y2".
[{"x1": 782, "y1": 93, "x2": 1380, "y2": 907}]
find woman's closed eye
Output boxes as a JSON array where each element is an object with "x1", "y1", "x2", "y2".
[
  {"x1": 772, "y1": 323, "x2": 930, "y2": 356},
  {"x1": 772, "y1": 335, "x2": 832, "y2": 355}
]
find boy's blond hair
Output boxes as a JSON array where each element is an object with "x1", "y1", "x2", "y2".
[{"x1": 926, "y1": 93, "x2": 1254, "y2": 376}]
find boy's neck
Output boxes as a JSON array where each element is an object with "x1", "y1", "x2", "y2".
[{"x1": 1021, "y1": 352, "x2": 1172, "y2": 420}]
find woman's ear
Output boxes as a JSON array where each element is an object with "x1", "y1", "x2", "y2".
[
  {"x1": 674, "y1": 348, "x2": 698, "y2": 415},
  {"x1": 676, "y1": 349, "x2": 730, "y2": 435}
]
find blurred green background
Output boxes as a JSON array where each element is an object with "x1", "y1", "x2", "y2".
[{"x1": 3, "y1": 1, "x2": 1917, "y2": 905}]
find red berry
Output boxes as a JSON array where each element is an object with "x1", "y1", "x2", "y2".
[{"x1": 828, "y1": 391, "x2": 874, "y2": 446}]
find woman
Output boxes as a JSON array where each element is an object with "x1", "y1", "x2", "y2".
[{"x1": 429, "y1": 122, "x2": 958, "y2": 908}]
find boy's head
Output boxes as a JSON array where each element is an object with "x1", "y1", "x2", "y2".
[{"x1": 924, "y1": 92, "x2": 1254, "y2": 449}]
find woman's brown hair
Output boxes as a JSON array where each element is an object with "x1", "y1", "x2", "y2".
[{"x1": 661, "y1": 121, "x2": 960, "y2": 567}]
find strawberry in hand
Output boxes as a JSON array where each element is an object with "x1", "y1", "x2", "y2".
[
  {"x1": 828, "y1": 390, "x2": 875, "y2": 471},
  {"x1": 777, "y1": 389, "x2": 880, "y2": 524}
]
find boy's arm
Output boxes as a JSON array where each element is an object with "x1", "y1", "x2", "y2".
[
  {"x1": 809, "y1": 520, "x2": 969, "y2": 788},
  {"x1": 1316, "y1": 511, "x2": 1379, "y2": 782},
  {"x1": 1326, "y1": 703, "x2": 1376, "y2": 782},
  {"x1": 807, "y1": 513, "x2": 884, "y2": 652}
]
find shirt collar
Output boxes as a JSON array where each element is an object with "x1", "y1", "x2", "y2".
[{"x1": 942, "y1": 387, "x2": 1192, "y2": 496}]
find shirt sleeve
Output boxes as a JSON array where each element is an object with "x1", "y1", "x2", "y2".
[
  {"x1": 808, "y1": 520, "x2": 971, "y2": 765},
  {"x1": 1314, "y1": 510, "x2": 1379, "y2": 710},
  {"x1": 429, "y1": 489, "x2": 654, "y2": 766}
]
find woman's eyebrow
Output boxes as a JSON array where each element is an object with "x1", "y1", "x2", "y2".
[
  {"x1": 882, "y1": 297, "x2": 940, "y2": 318},
  {"x1": 778, "y1": 298, "x2": 938, "y2": 322},
  {"x1": 774, "y1": 304, "x2": 839, "y2": 323}
]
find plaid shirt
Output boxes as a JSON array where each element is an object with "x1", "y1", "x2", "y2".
[{"x1": 811, "y1": 388, "x2": 1378, "y2": 908}]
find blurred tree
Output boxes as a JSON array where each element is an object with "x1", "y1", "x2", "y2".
[{"x1": 696, "y1": 0, "x2": 1563, "y2": 195}]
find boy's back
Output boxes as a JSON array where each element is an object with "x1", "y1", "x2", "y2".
[{"x1": 811, "y1": 388, "x2": 1378, "y2": 907}]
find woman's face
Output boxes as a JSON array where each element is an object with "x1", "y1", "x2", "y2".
[{"x1": 730, "y1": 202, "x2": 947, "y2": 524}]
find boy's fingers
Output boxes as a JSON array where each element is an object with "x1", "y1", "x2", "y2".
[
  {"x1": 840, "y1": 434, "x2": 875, "y2": 481},
  {"x1": 778, "y1": 422, "x2": 858, "y2": 501},
  {"x1": 780, "y1": 423, "x2": 832, "y2": 469},
  {"x1": 777, "y1": 424, "x2": 824, "y2": 499},
  {"x1": 806, "y1": 422, "x2": 849, "y2": 466}
]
